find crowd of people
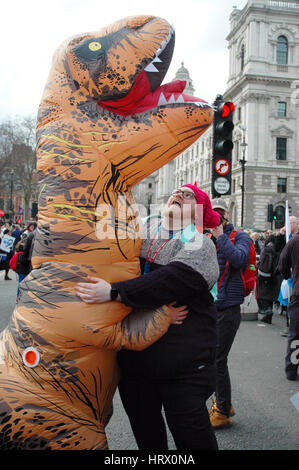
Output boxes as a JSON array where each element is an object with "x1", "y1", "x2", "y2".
[
  {"x1": 0, "y1": 195, "x2": 298, "y2": 450},
  {"x1": 0, "y1": 221, "x2": 36, "y2": 295},
  {"x1": 244, "y1": 216, "x2": 298, "y2": 330}
]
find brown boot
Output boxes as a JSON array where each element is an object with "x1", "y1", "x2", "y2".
[
  {"x1": 209, "y1": 399, "x2": 233, "y2": 429},
  {"x1": 210, "y1": 397, "x2": 235, "y2": 417}
]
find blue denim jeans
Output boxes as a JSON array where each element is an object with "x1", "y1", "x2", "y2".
[{"x1": 17, "y1": 273, "x2": 27, "y2": 298}]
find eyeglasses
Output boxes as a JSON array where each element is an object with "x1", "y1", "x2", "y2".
[{"x1": 170, "y1": 190, "x2": 196, "y2": 200}]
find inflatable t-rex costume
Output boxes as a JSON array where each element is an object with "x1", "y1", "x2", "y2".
[{"x1": 0, "y1": 16, "x2": 213, "y2": 449}]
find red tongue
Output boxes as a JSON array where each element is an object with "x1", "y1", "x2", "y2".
[{"x1": 98, "y1": 71, "x2": 189, "y2": 116}]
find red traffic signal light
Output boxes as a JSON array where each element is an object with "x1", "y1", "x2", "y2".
[
  {"x1": 219, "y1": 101, "x2": 235, "y2": 118},
  {"x1": 213, "y1": 102, "x2": 235, "y2": 156}
]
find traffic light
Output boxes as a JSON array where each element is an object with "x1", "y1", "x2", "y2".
[
  {"x1": 267, "y1": 204, "x2": 274, "y2": 222},
  {"x1": 273, "y1": 211, "x2": 277, "y2": 221},
  {"x1": 212, "y1": 95, "x2": 235, "y2": 198}
]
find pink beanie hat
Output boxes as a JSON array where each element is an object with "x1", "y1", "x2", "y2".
[{"x1": 180, "y1": 184, "x2": 221, "y2": 228}]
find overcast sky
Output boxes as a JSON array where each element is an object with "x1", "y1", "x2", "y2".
[{"x1": 0, "y1": 0, "x2": 247, "y2": 120}]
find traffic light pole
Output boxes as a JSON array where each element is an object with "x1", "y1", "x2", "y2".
[
  {"x1": 240, "y1": 134, "x2": 247, "y2": 228},
  {"x1": 240, "y1": 159, "x2": 245, "y2": 227}
]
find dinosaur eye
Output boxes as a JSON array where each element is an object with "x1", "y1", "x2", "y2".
[{"x1": 89, "y1": 41, "x2": 102, "y2": 51}]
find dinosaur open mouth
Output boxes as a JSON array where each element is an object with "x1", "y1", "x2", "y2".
[{"x1": 98, "y1": 29, "x2": 210, "y2": 116}]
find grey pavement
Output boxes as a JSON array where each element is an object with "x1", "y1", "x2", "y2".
[
  {"x1": 105, "y1": 310, "x2": 299, "y2": 451},
  {"x1": 0, "y1": 269, "x2": 298, "y2": 450},
  {"x1": 0, "y1": 269, "x2": 18, "y2": 331}
]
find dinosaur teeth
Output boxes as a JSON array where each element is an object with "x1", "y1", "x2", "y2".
[
  {"x1": 157, "y1": 92, "x2": 211, "y2": 108},
  {"x1": 176, "y1": 94, "x2": 184, "y2": 103},
  {"x1": 158, "y1": 93, "x2": 168, "y2": 106},
  {"x1": 145, "y1": 55, "x2": 163, "y2": 73},
  {"x1": 145, "y1": 62, "x2": 159, "y2": 73},
  {"x1": 145, "y1": 29, "x2": 174, "y2": 74}
]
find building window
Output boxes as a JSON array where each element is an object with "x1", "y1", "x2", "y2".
[
  {"x1": 276, "y1": 36, "x2": 288, "y2": 65},
  {"x1": 277, "y1": 102, "x2": 287, "y2": 117},
  {"x1": 148, "y1": 183, "x2": 152, "y2": 189},
  {"x1": 277, "y1": 178, "x2": 287, "y2": 193},
  {"x1": 238, "y1": 107, "x2": 242, "y2": 121},
  {"x1": 276, "y1": 137, "x2": 287, "y2": 160},
  {"x1": 240, "y1": 45, "x2": 245, "y2": 71}
]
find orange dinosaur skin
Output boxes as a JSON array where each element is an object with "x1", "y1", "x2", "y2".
[{"x1": 0, "y1": 16, "x2": 213, "y2": 449}]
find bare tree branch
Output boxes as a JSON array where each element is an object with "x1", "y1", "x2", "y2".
[{"x1": 0, "y1": 116, "x2": 37, "y2": 220}]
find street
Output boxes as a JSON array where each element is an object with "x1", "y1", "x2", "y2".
[{"x1": 0, "y1": 270, "x2": 298, "y2": 451}]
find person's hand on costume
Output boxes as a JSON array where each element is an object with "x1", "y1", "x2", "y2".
[
  {"x1": 75, "y1": 277, "x2": 111, "y2": 303},
  {"x1": 168, "y1": 302, "x2": 189, "y2": 325},
  {"x1": 211, "y1": 224, "x2": 224, "y2": 239}
]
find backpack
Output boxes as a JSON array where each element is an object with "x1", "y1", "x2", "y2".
[
  {"x1": 218, "y1": 230, "x2": 257, "y2": 298},
  {"x1": 9, "y1": 251, "x2": 27, "y2": 274},
  {"x1": 258, "y1": 243, "x2": 278, "y2": 276},
  {"x1": 9, "y1": 252, "x2": 19, "y2": 272}
]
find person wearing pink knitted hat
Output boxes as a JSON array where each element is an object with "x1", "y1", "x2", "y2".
[
  {"x1": 76, "y1": 184, "x2": 221, "y2": 450},
  {"x1": 179, "y1": 183, "x2": 221, "y2": 229},
  {"x1": 160, "y1": 184, "x2": 220, "y2": 233}
]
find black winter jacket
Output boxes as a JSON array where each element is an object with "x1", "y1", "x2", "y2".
[{"x1": 278, "y1": 234, "x2": 299, "y2": 297}]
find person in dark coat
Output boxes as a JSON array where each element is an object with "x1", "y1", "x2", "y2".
[
  {"x1": 252, "y1": 232, "x2": 262, "y2": 261},
  {"x1": 11, "y1": 224, "x2": 22, "y2": 246},
  {"x1": 278, "y1": 233, "x2": 299, "y2": 381},
  {"x1": 276, "y1": 216, "x2": 299, "y2": 334},
  {"x1": 257, "y1": 235, "x2": 281, "y2": 324},
  {"x1": 10, "y1": 239, "x2": 32, "y2": 299},
  {"x1": 75, "y1": 184, "x2": 221, "y2": 450},
  {"x1": 22, "y1": 230, "x2": 36, "y2": 271},
  {"x1": 209, "y1": 198, "x2": 251, "y2": 429}
]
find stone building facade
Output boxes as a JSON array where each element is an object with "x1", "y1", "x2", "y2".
[
  {"x1": 223, "y1": 0, "x2": 299, "y2": 229},
  {"x1": 134, "y1": 0, "x2": 299, "y2": 229}
]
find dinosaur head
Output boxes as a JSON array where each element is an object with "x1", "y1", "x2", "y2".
[
  {"x1": 35, "y1": 15, "x2": 214, "y2": 267},
  {"x1": 66, "y1": 15, "x2": 175, "y2": 102}
]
